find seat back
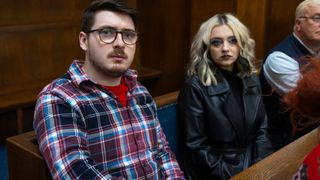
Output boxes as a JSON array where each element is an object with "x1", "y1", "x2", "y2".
[
  {"x1": 157, "y1": 103, "x2": 182, "y2": 163},
  {"x1": 6, "y1": 131, "x2": 51, "y2": 180}
]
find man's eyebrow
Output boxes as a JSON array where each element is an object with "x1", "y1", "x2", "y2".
[
  {"x1": 96, "y1": 25, "x2": 114, "y2": 29},
  {"x1": 96, "y1": 26, "x2": 135, "y2": 32}
]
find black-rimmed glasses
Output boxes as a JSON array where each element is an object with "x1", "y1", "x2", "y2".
[
  {"x1": 298, "y1": 15, "x2": 320, "y2": 23},
  {"x1": 86, "y1": 27, "x2": 138, "y2": 45}
]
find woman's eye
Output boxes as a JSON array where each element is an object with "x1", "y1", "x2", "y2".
[
  {"x1": 210, "y1": 39, "x2": 223, "y2": 47},
  {"x1": 228, "y1": 36, "x2": 237, "y2": 45}
]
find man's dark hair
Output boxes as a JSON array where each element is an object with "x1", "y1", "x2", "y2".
[{"x1": 81, "y1": 0, "x2": 138, "y2": 33}]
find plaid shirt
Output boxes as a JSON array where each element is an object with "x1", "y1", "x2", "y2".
[{"x1": 34, "y1": 60, "x2": 184, "y2": 180}]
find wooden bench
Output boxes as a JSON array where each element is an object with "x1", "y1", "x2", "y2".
[
  {"x1": 231, "y1": 128, "x2": 318, "y2": 180},
  {"x1": 6, "y1": 91, "x2": 181, "y2": 180}
]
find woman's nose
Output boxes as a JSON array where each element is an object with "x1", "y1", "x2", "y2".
[{"x1": 221, "y1": 41, "x2": 230, "y2": 51}]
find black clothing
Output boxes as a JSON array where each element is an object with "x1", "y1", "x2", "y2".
[
  {"x1": 259, "y1": 34, "x2": 312, "y2": 150},
  {"x1": 179, "y1": 68, "x2": 273, "y2": 180}
]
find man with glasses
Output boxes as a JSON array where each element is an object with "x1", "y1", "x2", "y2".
[
  {"x1": 260, "y1": 0, "x2": 320, "y2": 151},
  {"x1": 33, "y1": 0, "x2": 184, "y2": 179}
]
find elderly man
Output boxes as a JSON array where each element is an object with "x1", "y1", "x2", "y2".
[{"x1": 260, "y1": 0, "x2": 320, "y2": 151}]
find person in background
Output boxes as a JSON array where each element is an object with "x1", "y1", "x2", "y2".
[
  {"x1": 282, "y1": 57, "x2": 320, "y2": 180},
  {"x1": 260, "y1": 0, "x2": 320, "y2": 151},
  {"x1": 178, "y1": 13, "x2": 273, "y2": 180},
  {"x1": 33, "y1": 0, "x2": 184, "y2": 179}
]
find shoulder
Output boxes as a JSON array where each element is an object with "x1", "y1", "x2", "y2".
[
  {"x1": 40, "y1": 73, "x2": 73, "y2": 95},
  {"x1": 243, "y1": 74, "x2": 263, "y2": 92},
  {"x1": 268, "y1": 35, "x2": 295, "y2": 53},
  {"x1": 180, "y1": 75, "x2": 206, "y2": 98},
  {"x1": 184, "y1": 75, "x2": 203, "y2": 88},
  {"x1": 268, "y1": 34, "x2": 310, "y2": 58},
  {"x1": 36, "y1": 73, "x2": 80, "y2": 108}
]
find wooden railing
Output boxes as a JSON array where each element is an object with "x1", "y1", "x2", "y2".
[{"x1": 231, "y1": 128, "x2": 318, "y2": 180}]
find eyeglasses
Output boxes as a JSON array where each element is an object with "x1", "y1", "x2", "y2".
[
  {"x1": 86, "y1": 27, "x2": 138, "y2": 45},
  {"x1": 298, "y1": 15, "x2": 320, "y2": 23}
]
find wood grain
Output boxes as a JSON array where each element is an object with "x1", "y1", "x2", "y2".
[{"x1": 231, "y1": 128, "x2": 318, "y2": 180}]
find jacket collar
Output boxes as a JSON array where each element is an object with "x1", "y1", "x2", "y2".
[
  {"x1": 206, "y1": 68, "x2": 260, "y2": 143},
  {"x1": 207, "y1": 68, "x2": 259, "y2": 96}
]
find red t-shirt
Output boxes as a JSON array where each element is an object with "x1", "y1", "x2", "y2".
[
  {"x1": 294, "y1": 144, "x2": 320, "y2": 180},
  {"x1": 104, "y1": 77, "x2": 128, "y2": 107}
]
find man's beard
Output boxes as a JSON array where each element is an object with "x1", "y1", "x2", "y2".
[{"x1": 89, "y1": 57, "x2": 127, "y2": 78}]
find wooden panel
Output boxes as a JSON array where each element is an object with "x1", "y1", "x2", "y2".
[
  {"x1": 0, "y1": 25, "x2": 82, "y2": 104},
  {"x1": 0, "y1": 0, "x2": 91, "y2": 110},
  {"x1": 0, "y1": 25, "x2": 79, "y2": 92},
  {"x1": 123, "y1": 0, "x2": 140, "y2": 70},
  {"x1": 190, "y1": 0, "x2": 237, "y2": 38},
  {"x1": 137, "y1": 0, "x2": 190, "y2": 96},
  {"x1": 125, "y1": 0, "x2": 138, "y2": 8},
  {"x1": 237, "y1": 0, "x2": 268, "y2": 60},
  {"x1": 0, "y1": 1, "x2": 79, "y2": 25},
  {"x1": 265, "y1": 0, "x2": 303, "y2": 52}
]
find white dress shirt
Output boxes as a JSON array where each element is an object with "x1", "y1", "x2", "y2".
[{"x1": 263, "y1": 51, "x2": 300, "y2": 95}]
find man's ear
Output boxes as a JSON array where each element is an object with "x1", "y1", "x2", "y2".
[
  {"x1": 294, "y1": 19, "x2": 301, "y2": 32},
  {"x1": 79, "y1": 32, "x2": 88, "y2": 51}
]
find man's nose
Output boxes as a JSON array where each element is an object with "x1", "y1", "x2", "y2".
[{"x1": 113, "y1": 33, "x2": 125, "y2": 47}]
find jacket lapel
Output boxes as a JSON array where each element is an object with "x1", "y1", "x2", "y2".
[
  {"x1": 242, "y1": 76, "x2": 260, "y2": 136},
  {"x1": 207, "y1": 75, "x2": 245, "y2": 144},
  {"x1": 207, "y1": 72, "x2": 261, "y2": 144},
  {"x1": 225, "y1": 92, "x2": 246, "y2": 144}
]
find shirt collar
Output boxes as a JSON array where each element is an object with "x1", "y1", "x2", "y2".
[
  {"x1": 67, "y1": 60, "x2": 90, "y2": 87},
  {"x1": 293, "y1": 33, "x2": 319, "y2": 56},
  {"x1": 67, "y1": 60, "x2": 138, "y2": 87}
]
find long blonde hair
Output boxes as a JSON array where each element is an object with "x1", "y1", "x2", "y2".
[{"x1": 187, "y1": 13, "x2": 256, "y2": 86}]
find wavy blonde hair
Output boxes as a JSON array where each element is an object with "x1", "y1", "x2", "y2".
[{"x1": 187, "y1": 13, "x2": 256, "y2": 86}]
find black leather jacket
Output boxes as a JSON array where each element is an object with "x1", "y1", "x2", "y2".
[{"x1": 178, "y1": 69, "x2": 273, "y2": 180}]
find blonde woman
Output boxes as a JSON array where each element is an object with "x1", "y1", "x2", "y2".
[{"x1": 178, "y1": 13, "x2": 272, "y2": 179}]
